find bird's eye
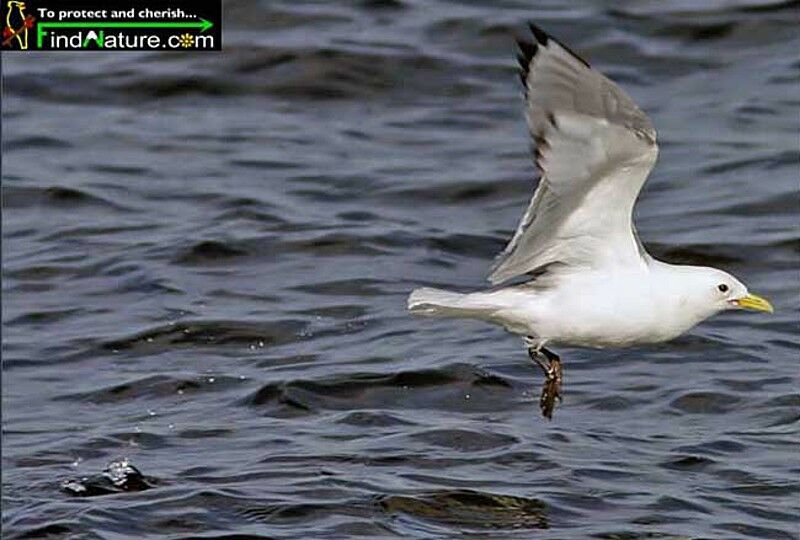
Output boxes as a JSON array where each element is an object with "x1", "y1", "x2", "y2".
[{"x1": 718, "y1": 284, "x2": 729, "y2": 293}]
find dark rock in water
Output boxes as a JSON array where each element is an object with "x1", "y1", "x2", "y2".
[
  {"x1": 379, "y1": 489, "x2": 549, "y2": 530},
  {"x1": 61, "y1": 459, "x2": 153, "y2": 497}
]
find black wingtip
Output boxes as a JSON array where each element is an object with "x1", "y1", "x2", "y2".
[
  {"x1": 515, "y1": 22, "x2": 592, "y2": 92},
  {"x1": 515, "y1": 34, "x2": 539, "y2": 91},
  {"x1": 515, "y1": 52, "x2": 529, "y2": 70},
  {"x1": 528, "y1": 22, "x2": 549, "y2": 45},
  {"x1": 515, "y1": 23, "x2": 550, "y2": 91},
  {"x1": 516, "y1": 41, "x2": 537, "y2": 62},
  {"x1": 522, "y1": 22, "x2": 592, "y2": 70}
]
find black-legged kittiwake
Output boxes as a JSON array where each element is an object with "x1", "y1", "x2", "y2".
[{"x1": 407, "y1": 23, "x2": 773, "y2": 419}]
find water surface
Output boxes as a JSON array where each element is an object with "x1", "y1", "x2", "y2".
[{"x1": 3, "y1": 1, "x2": 799, "y2": 538}]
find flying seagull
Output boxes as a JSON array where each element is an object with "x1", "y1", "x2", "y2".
[{"x1": 407, "y1": 23, "x2": 773, "y2": 419}]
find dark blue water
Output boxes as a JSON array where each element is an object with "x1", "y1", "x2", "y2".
[{"x1": 3, "y1": 1, "x2": 799, "y2": 538}]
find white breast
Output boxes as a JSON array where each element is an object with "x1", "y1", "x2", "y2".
[{"x1": 499, "y1": 268, "x2": 696, "y2": 348}]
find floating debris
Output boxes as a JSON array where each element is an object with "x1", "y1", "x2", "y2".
[{"x1": 61, "y1": 459, "x2": 154, "y2": 497}]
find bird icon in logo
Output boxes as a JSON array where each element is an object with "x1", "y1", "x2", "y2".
[{"x1": 3, "y1": 1, "x2": 35, "y2": 50}]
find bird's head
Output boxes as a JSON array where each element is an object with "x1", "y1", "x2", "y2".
[{"x1": 681, "y1": 266, "x2": 773, "y2": 318}]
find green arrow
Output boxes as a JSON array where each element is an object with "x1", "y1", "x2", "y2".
[{"x1": 37, "y1": 18, "x2": 213, "y2": 47}]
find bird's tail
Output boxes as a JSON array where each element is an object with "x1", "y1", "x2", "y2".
[{"x1": 407, "y1": 287, "x2": 498, "y2": 319}]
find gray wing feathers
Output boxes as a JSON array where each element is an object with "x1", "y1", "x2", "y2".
[
  {"x1": 521, "y1": 28, "x2": 655, "y2": 146},
  {"x1": 489, "y1": 24, "x2": 658, "y2": 284}
]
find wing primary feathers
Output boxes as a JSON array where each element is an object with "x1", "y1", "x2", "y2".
[
  {"x1": 516, "y1": 41, "x2": 537, "y2": 93},
  {"x1": 517, "y1": 40, "x2": 538, "y2": 62},
  {"x1": 531, "y1": 142, "x2": 541, "y2": 168},
  {"x1": 516, "y1": 53, "x2": 530, "y2": 71},
  {"x1": 528, "y1": 23, "x2": 549, "y2": 46},
  {"x1": 516, "y1": 24, "x2": 591, "y2": 100},
  {"x1": 518, "y1": 23, "x2": 591, "y2": 75}
]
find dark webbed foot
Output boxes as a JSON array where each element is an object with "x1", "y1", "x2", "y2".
[
  {"x1": 539, "y1": 354, "x2": 562, "y2": 420},
  {"x1": 527, "y1": 343, "x2": 563, "y2": 420}
]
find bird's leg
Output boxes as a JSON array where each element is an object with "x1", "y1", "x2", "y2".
[
  {"x1": 539, "y1": 350, "x2": 563, "y2": 420},
  {"x1": 527, "y1": 345, "x2": 550, "y2": 375},
  {"x1": 526, "y1": 340, "x2": 563, "y2": 419}
]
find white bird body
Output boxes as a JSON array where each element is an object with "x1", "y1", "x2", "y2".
[
  {"x1": 410, "y1": 262, "x2": 742, "y2": 349},
  {"x1": 407, "y1": 24, "x2": 772, "y2": 365}
]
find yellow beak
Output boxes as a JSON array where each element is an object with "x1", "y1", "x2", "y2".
[{"x1": 733, "y1": 293, "x2": 774, "y2": 313}]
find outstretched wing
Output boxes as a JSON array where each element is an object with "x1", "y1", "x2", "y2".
[{"x1": 488, "y1": 24, "x2": 658, "y2": 285}]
